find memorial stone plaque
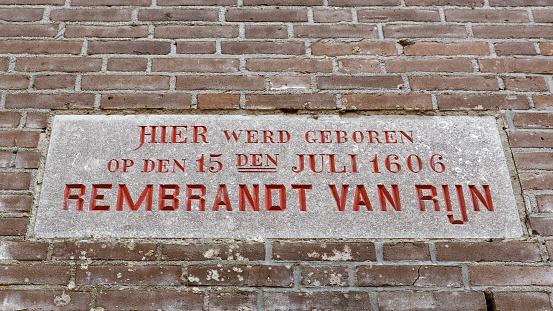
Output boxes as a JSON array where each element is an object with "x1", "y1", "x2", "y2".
[{"x1": 35, "y1": 115, "x2": 523, "y2": 238}]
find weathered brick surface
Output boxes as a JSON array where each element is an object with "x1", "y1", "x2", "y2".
[
  {"x1": 265, "y1": 292, "x2": 370, "y2": 311},
  {"x1": 163, "y1": 242, "x2": 264, "y2": 261},
  {"x1": 245, "y1": 94, "x2": 336, "y2": 110},
  {"x1": 0, "y1": 172, "x2": 31, "y2": 190},
  {"x1": 0, "y1": 240, "x2": 48, "y2": 260},
  {"x1": 15, "y1": 150, "x2": 40, "y2": 168},
  {"x1": 53, "y1": 241, "x2": 157, "y2": 260},
  {"x1": 435, "y1": 242, "x2": 541, "y2": 262},
  {"x1": 273, "y1": 242, "x2": 376, "y2": 261},
  {"x1": 187, "y1": 265, "x2": 293, "y2": 287},
  {"x1": 209, "y1": 292, "x2": 258, "y2": 311},
  {"x1": 343, "y1": 94, "x2": 432, "y2": 110},
  {"x1": 96, "y1": 290, "x2": 204, "y2": 310},
  {"x1": 101, "y1": 93, "x2": 191, "y2": 109},
  {"x1": 437, "y1": 94, "x2": 529, "y2": 110},
  {"x1": 0, "y1": 291, "x2": 91, "y2": 311},
  {"x1": 76, "y1": 265, "x2": 181, "y2": 285},
  {"x1": 0, "y1": 265, "x2": 70, "y2": 285},
  {"x1": 494, "y1": 292, "x2": 553, "y2": 311},
  {"x1": 514, "y1": 152, "x2": 553, "y2": 171},
  {"x1": 382, "y1": 242, "x2": 430, "y2": 261},
  {"x1": 358, "y1": 265, "x2": 462, "y2": 287},
  {"x1": 378, "y1": 291, "x2": 486, "y2": 311},
  {"x1": 0, "y1": 195, "x2": 33, "y2": 212},
  {"x1": 197, "y1": 94, "x2": 240, "y2": 109},
  {"x1": 538, "y1": 195, "x2": 553, "y2": 213},
  {"x1": 0, "y1": 218, "x2": 28, "y2": 235},
  {"x1": 301, "y1": 266, "x2": 348, "y2": 286},
  {"x1": 471, "y1": 266, "x2": 553, "y2": 286}
]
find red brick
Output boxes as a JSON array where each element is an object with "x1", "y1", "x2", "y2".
[
  {"x1": 0, "y1": 291, "x2": 90, "y2": 310},
  {"x1": 53, "y1": 241, "x2": 157, "y2": 260},
  {"x1": 51, "y1": 9, "x2": 131, "y2": 21},
  {"x1": 246, "y1": 58, "x2": 332, "y2": 73},
  {"x1": 479, "y1": 59, "x2": 553, "y2": 74},
  {"x1": 65, "y1": 25, "x2": 148, "y2": 38},
  {"x1": 505, "y1": 76, "x2": 548, "y2": 92},
  {"x1": 0, "y1": 195, "x2": 33, "y2": 212},
  {"x1": 495, "y1": 42, "x2": 537, "y2": 56},
  {"x1": 410, "y1": 76, "x2": 499, "y2": 91},
  {"x1": 301, "y1": 266, "x2": 348, "y2": 286},
  {"x1": 436, "y1": 242, "x2": 541, "y2": 262},
  {"x1": 155, "y1": 25, "x2": 238, "y2": 39},
  {"x1": 6, "y1": 94, "x2": 94, "y2": 109},
  {"x1": 445, "y1": 9, "x2": 529, "y2": 22},
  {"x1": 0, "y1": 173, "x2": 31, "y2": 191},
  {"x1": 176, "y1": 75, "x2": 264, "y2": 90},
  {"x1": 378, "y1": 291, "x2": 486, "y2": 311},
  {"x1": 265, "y1": 292, "x2": 370, "y2": 311},
  {"x1": 162, "y1": 243, "x2": 264, "y2": 261},
  {"x1": 0, "y1": 57, "x2": 7, "y2": 71},
  {"x1": 0, "y1": 151, "x2": 10, "y2": 168},
  {"x1": 343, "y1": 94, "x2": 432, "y2": 110},
  {"x1": 383, "y1": 242, "x2": 430, "y2": 261},
  {"x1": 386, "y1": 58, "x2": 472, "y2": 72},
  {"x1": 318, "y1": 75, "x2": 403, "y2": 90},
  {"x1": 509, "y1": 132, "x2": 553, "y2": 148},
  {"x1": 245, "y1": 94, "x2": 336, "y2": 110},
  {"x1": 535, "y1": 10, "x2": 553, "y2": 22},
  {"x1": 0, "y1": 8, "x2": 43, "y2": 21},
  {"x1": 0, "y1": 24, "x2": 58, "y2": 37},
  {"x1": 0, "y1": 131, "x2": 39, "y2": 147},
  {"x1": 491, "y1": 0, "x2": 553, "y2": 5},
  {"x1": 152, "y1": 58, "x2": 239, "y2": 73},
  {"x1": 77, "y1": 265, "x2": 181, "y2": 285},
  {"x1": 312, "y1": 41, "x2": 397, "y2": 56},
  {"x1": 384, "y1": 25, "x2": 467, "y2": 38},
  {"x1": 404, "y1": 41, "x2": 489, "y2": 56},
  {"x1": 521, "y1": 172, "x2": 553, "y2": 190},
  {"x1": 359, "y1": 265, "x2": 462, "y2": 287},
  {"x1": 139, "y1": 9, "x2": 218, "y2": 21},
  {"x1": 72, "y1": 0, "x2": 150, "y2": 4},
  {"x1": 101, "y1": 93, "x2": 191, "y2": 109},
  {"x1": 313, "y1": 9, "x2": 352, "y2": 22},
  {"x1": 25, "y1": 112, "x2": 48, "y2": 129},
  {"x1": 531, "y1": 216, "x2": 553, "y2": 235},
  {"x1": 88, "y1": 41, "x2": 171, "y2": 55},
  {"x1": 540, "y1": 43, "x2": 553, "y2": 56},
  {"x1": 0, "y1": 241, "x2": 48, "y2": 260},
  {"x1": 538, "y1": 195, "x2": 553, "y2": 213},
  {"x1": 96, "y1": 290, "x2": 204, "y2": 310},
  {"x1": 222, "y1": 41, "x2": 305, "y2": 55},
  {"x1": 245, "y1": 0, "x2": 322, "y2": 4},
  {"x1": 534, "y1": 95, "x2": 553, "y2": 109},
  {"x1": 494, "y1": 292, "x2": 552, "y2": 311},
  {"x1": 176, "y1": 41, "x2": 217, "y2": 54},
  {"x1": 209, "y1": 292, "x2": 258, "y2": 311},
  {"x1": 82, "y1": 75, "x2": 170, "y2": 91},
  {"x1": 245, "y1": 25, "x2": 288, "y2": 39},
  {"x1": 0, "y1": 218, "x2": 28, "y2": 235},
  {"x1": 0, "y1": 265, "x2": 69, "y2": 285},
  {"x1": 272, "y1": 242, "x2": 375, "y2": 261},
  {"x1": 474, "y1": 25, "x2": 553, "y2": 39},
  {"x1": 269, "y1": 76, "x2": 310, "y2": 90},
  {"x1": 197, "y1": 94, "x2": 240, "y2": 109},
  {"x1": 16, "y1": 57, "x2": 102, "y2": 72},
  {"x1": 513, "y1": 112, "x2": 553, "y2": 129},
  {"x1": 0, "y1": 75, "x2": 29, "y2": 89},
  {"x1": 227, "y1": 9, "x2": 307, "y2": 22},
  {"x1": 188, "y1": 265, "x2": 293, "y2": 287},
  {"x1": 329, "y1": 0, "x2": 399, "y2": 4},
  {"x1": 438, "y1": 94, "x2": 528, "y2": 110},
  {"x1": 0, "y1": 0, "x2": 63, "y2": 3},
  {"x1": 0, "y1": 112, "x2": 20, "y2": 127},
  {"x1": 358, "y1": 9, "x2": 440, "y2": 22},
  {"x1": 0, "y1": 40, "x2": 82, "y2": 54},
  {"x1": 159, "y1": 0, "x2": 236, "y2": 4},
  {"x1": 295, "y1": 25, "x2": 377, "y2": 38},
  {"x1": 338, "y1": 59, "x2": 380, "y2": 73},
  {"x1": 407, "y1": 0, "x2": 483, "y2": 4},
  {"x1": 471, "y1": 266, "x2": 553, "y2": 285},
  {"x1": 33, "y1": 75, "x2": 75, "y2": 90},
  {"x1": 515, "y1": 152, "x2": 553, "y2": 170},
  {"x1": 15, "y1": 151, "x2": 40, "y2": 169},
  {"x1": 107, "y1": 58, "x2": 148, "y2": 71}
]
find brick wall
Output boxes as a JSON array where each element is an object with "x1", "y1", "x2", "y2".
[{"x1": 0, "y1": 0, "x2": 552, "y2": 310}]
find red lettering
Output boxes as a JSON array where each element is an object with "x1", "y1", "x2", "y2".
[
  {"x1": 159, "y1": 185, "x2": 179, "y2": 211},
  {"x1": 122, "y1": 159, "x2": 134, "y2": 172},
  {"x1": 193, "y1": 126, "x2": 208, "y2": 143},
  {"x1": 63, "y1": 184, "x2": 86, "y2": 211},
  {"x1": 367, "y1": 131, "x2": 381, "y2": 143},
  {"x1": 469, "y1": 185, "x2": 494, "y2": 211},
  {"x1": 212, "y1": 184, "x2": 232, "y2": 211},
  {"x1": 328, "y1": 154, "x2": 346, "y2": 173},
  {"x1": 239, "y1": 184, "x2": 259, "y2": 211},
  {"x1": 415, "y1": 185, "x2": 439, "y2": 211},
  {"x1": 336, "y1": 131, "x2": 347, "y2": 143},
  {"x1": 134, "y1": 126, "x2": 156, "y2": 150},
  {"x1": 352, "y1": 131, "x2": 363, "y2": 143},
  {"x1": 279, "y1": 131, "x2": 290, "y2": 143},
  {"x1": 116, "y1": 184, "x2": 153, "y2": 211},
  {"x1": 107, "y1": 159, "x2": 119, "y2": 172},
  {"x1": 292, "y1": 184, "x2": 311, "y2": 211},
  {"x1": 263, "y1": 130, "x2": 274, "y2": 143},
  {"x1": 353, "y1": 185, "x2": 372, "y2": 211},
  {"x1": 223, "y1": 130, "x2": 242, "y2": 142},
  {"x1": 246, "y1": 130, "x2": 258, "y2": 143},
  {"x1": 305, "y1": 130, "x2": 316, "y2": 143},
  {"x1": 158, "y1": 159, "x2": 169, "y2": 173},
  {"x1": 399, "y1": 131, "x2": 414, "y2": 143},
  {"x1": 171, "y1": 126, "x2": 188, "y2": 143},
  {"x1": 320, "y1": 130, "x2": 332, "y2": 143},
  {"x1": 186, "y1": 184, "x2": 206, "y2": 211},
  {"x1": 89, "y1": 184, "x2": 112, "y2": 211},
  {"x1": 142, "y1": 159, "x2": 155, "y2": 173},
  {"x1": 442, "y1": 185, "x2": 468, "y2": 224},
  {"x1": 251, "y1": 154, "x2": 262, "y2": 166},
  {"x1": 377, "y1": 184, "x2": 401, "y2": 211},
  {"x1": 384, "y1": 131, "x2": 397, "y2": 143},
  {"x1": 329, "y1": 184, "x2": 349, "y2": 211},
  {"x1": 265, "y1": 184, "x2": 286, "y2": 211}
]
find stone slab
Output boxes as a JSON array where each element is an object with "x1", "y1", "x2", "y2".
[{"x1": 34, "y1": 115, "x2": 523, "y2": 238}]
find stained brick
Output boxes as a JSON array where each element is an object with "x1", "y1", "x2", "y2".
[
  {"x1": 209, "y1": 292, "x2": 258, "y2": 311},
  {"x1": 0, "y1": 265, "x2": 69, "y2": 285},
  {"x1": 329, "y1": 0, "x2": 399, "y2": 4},
  {"x1": 383, "y1": 242, "x2": 430, "y2": 261},
  {"x1": 491, "y1": 0, "x2": 553, "y2": 6},
  {"x1": 197, "y1": 94, "x2": 240, "y2": 109},
  {"x1": 358, "y1": 9, "x2": 440, "y2": 22},
  {"x1": 378, "y1": 291, "x2": 486, "y2": 311},
  {"x1": 245, "y1": 25, "x2": 288, "y2": 39},
  {"x1": 162, "y1": 243, "x2": 264, "y2": 261},
  {"x1": 312, "y1": 41, "x2": 397, "y2": 56},
  {"x1": 0, "y1": 112, "x2": 20, "y2": 127},
  {"x1": 474, "y1": 25, "x2": 553, "y2": 39},
  {"x1": 0, "y1": 8, "x2": 44, "y2": 22},
  {"x1": 538, "y1": 195, "x2": 553, "y2": 213},
  {"x1": 318, "y1": 75, "x2": 403, "y2": 90},
  {"x1": 222, "y1": 41, "x2": 305, "y2": 55},
  {"x1": 0, "y1": 173, "x2": 31, "y2": 191},
  {"x1": 15, "y1": 151, "x2": 40, "y2": 169},
  {"x1": 404, "y1": 41, "x2": 489, "y2": 56},
  {"x1": 0, "y1": 131, "x2": 40, "y2": 148},
  {"x1": 384, "y1": 25, "x2": 467, "y2": 38},
  {"x1": 530, "y1": 216, "x2": 553, "y2": 235},
  {"x1": 25, "y1": 112, "x2": 48, "y2": 129},
  {"x1": 471, "y1": 266, "x2": 553, "y2": 285},
  {"x1": 343, "y1": 94, "x2": 432, "y2": 110},
  {"x1": 505, "y1": 76, "x2": 548, "y2": 92},
  {"x1": 0, "y1": 57, "x2": 7, "y2": 71},
  {"x1": 479, "y1": 59, "x2": 553, "y2": 74},
  {"x1": 494, "y1": 292, "x2": 553, "y2": 311},
  {"x1": 295, "y1": 25, "x2": 377, "y2": 38},
  {"x1": 0, "y1": 291, "x2": 91, "y2": 311},
  {"x1": 533, "y1": 9, "x2": 553, "y2": 22},
  {"x1": 176, "y1": 41, "x2": 217, "y2": 54},
  {"x1": 0, "y1": 195, "x2": 33, "y2": 212},
  {"x1": 0, "y1": 40, "x2": 82, "y2": 54},
  {"x1": 407, "y1": 0, "x2": 483, "y2": 4},
  {"x1": 445, "y1": 9, "x2": 529, "y2": 22},
  {"x1": 51, "y1": 9, "x2": 131, "y2": 22},
  {"x1": 269, "y1": 76, "x2": 310, "y2": 91},
  {"x1": 0, "y1": 241, "x2": 48, "y2": 260},
  {"x1": 176, "y1": 75, "x2": 264, "y2": 90},
  {"x1": 0, "y1": 0, "x2": 63, "y2": 3},
  {"x1": 72, "y1": 0, "x2": 151, "y2": 4},
  {"x1": 76, "y1": 265, "x2": 181, "y2": 285},
  {"x1": 437, "y1": 95, "x2": 528, "y2": 110},
  {"x1": 246, "y1": 58, "x2": 332, "y2": 73},
  {"x1": 265, "y1": 292, "x2": 370, "y2": 311},
  {"x1": 65, "y1": 25, "x2": 149, "y2": 38},
  {"x1": 409, "y1": 76, "x2": 499, "y2": 91},
  {"x1": 313, "y1": 9, "x2": 352, "y2": 22},
  {"x1": 358, "y1": 265, "x2": 462, "y2": 287},
  {"x1": 96, "y1": 290, "x2": 204, "y2": 310},
  {"x1": 272, "y1": 242, "x2": 375, "y2": 261},
  {"x1": 245, "y1": 0, "x2": 323, "y2": 4},
  {"x1": 436, "y1": 242, "x2": 541, "y2": 262},
  {"x1": 16, "y1": 57, "x2": 102, "y2": 72},
  {"x1": 0, "y1": 24, "x2": 58, "y2": 37},
  {"x1": 301, "y1": 266, "x2": 348, "y2": 286},
  {"x1": 534, "y1": 95, "x2": 553, "y2": 110},
  {"x1": 53, "y1": 241, "x2": 157, "y2": 260},
  {"x1": 227, "y1": 9, "x2": 307, "y2": 22},
  {"x1": 33, "y1": 75, "x2": 75, "y2": 90},
  {"x1": 0, "y1": 218, "x2": 28, "y2": 235},
  {"x1": 513, "y1": 112, "x2": 553, "y2": 129},
  {"x1": 509, "y1": 132, "x2": 553, "y2": 148},
  {"x1": 101, "y1": 93, "x2": 192, "y2": 109},
  {"x1": 187, "y1": 265, "x2": 293, "y2": 287},
  {"x1": 152, "y1": 58, "x2": 239, "y2": 73},
  {"x1": 386, "y1": 58, "x2": 472, "y2": 72},
  {"x1": 155, "y1": 25, "x2": 238, "y2": 39},
  {"x1": 495, "y1": 42, "x2": 537, "y2": 56},
  {"x1": 0, "y1": 75, "x2": 29, "y2": 89},
  {"x1": 107, "y1": 58, "x2": 148, "y2": 72},
  {"x1": 0, "y1": 151, "x2": 10, "y2": 167},
  {"x1": 6, "y1": 94, "x2": 95, "y2": 109},
  {"x1": 159, "y1": 0, "x2": 236, "y2": 4},
  {"x1": 82, "y1": 75, "x2": 170, "y2": 91},
  {"x1": 139, "y1": 9, "x2": 218, "y2": 21},
  {"x1": 338, "y1": 59, "x2": 380, "y2": 73},
  {"x1": 520, "y1": 173, "x2": 553, "y2": 190},
  {"x1": 245, "y1": 94, "x2": 336, "y2": 110},
  {"x1": 88, "y1": 41, "x2": 171, "y2": 55},
  {"x1": 515, "y1": 152, "x2": 553, "y2": 171}
]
